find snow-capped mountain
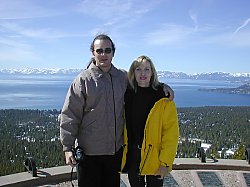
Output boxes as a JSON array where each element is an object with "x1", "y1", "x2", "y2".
[
  {"x1": 0, "y1": 68, "x2": 81, "y2": 75},
  {"x1": 157, "y1": 71, "x2": 250, "y2": 82},
  {"x1": 1, "y1": 68, "x2": 250, "y2": 82}
]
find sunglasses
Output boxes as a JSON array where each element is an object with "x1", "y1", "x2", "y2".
[{"x1": 95, "y1": 48, "x2": 112, "y2": 54}]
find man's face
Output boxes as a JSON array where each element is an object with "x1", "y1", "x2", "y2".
[{"x1": 92, "y1": 39, "x2": 114, "y2": 72}]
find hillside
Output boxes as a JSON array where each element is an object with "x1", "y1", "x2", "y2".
[
  {"x1": 0, "y1": 107, "x2": 249, "y2": 176},
  {"x1": 199, "y1": 83, "x2": 250, "y2": 95}
]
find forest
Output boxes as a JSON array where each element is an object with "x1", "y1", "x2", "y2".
[{"x1": 0, "y1": 106, "x2": 249, "y2": 176}]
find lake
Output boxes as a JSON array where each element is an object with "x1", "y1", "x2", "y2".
[
  {"x1": 0, "y1": 76, "x2": 250, "y2": 109},
  {"x1": 161, "y1": 78, "x2": 250, "y2": 107}
]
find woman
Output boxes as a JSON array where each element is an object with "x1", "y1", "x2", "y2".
[{"x1": 122, "y1": 55, "x2": 179, "y2": 187}]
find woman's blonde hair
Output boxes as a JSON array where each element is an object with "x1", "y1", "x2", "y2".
[{"x1": 128, "y1": 55, "x2": 160, "y2": 91}]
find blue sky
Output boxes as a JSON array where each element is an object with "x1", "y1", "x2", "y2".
[{"x1": 0, "y1": 0, "x2": 250, "y2": 74}]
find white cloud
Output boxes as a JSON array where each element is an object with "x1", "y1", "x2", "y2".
[
  {"x1": 144, "y1": 24, "x2": 195, "y2": 46},
  {"x1": 0, "y1": 35, "x2": 38, "y2": 63},
  {"x1": 233, "y1": 17, "x2": 250, "y2": 35},
  {"x1": 199, "y1": 30, "x2": 250, "y2": 47},
  {"x1": 0, "y1": 0, "x2": 60, "y2": 20},
  {"x1": 145, "y1": 20, "x2": 250, "y2": 48},
  {"x1": 75, "y1": 0, "x2": 153, "y2": 27},
  {"x1": 189, "y1": 11, "x2": 198, "y2": 31},
  {"x1": 230, "y1": 30, "x2": 250, "y2": 47},
  {"x1": 0, "y1": 47, "x2": 38, "y2": 62},
  {"x1": 76, "y1": 0, "x2": 132, "y2": 20},
  {"x1": 0, "y1": 36, "x2": 31, "y2": 49},
  {"x1": 1, "y1": 22, "x2": 85, "y2": 40}
]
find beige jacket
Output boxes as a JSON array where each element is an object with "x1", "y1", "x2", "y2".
[{"x1": 60, "y1": 63, "x2": 127, "y2": 155}]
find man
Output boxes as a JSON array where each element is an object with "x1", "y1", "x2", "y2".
[{"x1": 60, "y1": 34, "x2": 173, "y2": 187}]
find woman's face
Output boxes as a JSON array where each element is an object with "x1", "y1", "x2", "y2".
[
  {"x1": 92, "y1": 39, "x2": 114, "y2": 72},
  {"x1": 134, "y1": 60, "x2": 152, "y2": 87}
]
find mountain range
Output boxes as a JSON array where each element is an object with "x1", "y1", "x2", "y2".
[{"x1": 0, "y1": 68, "x2": 250, "y2": 83}]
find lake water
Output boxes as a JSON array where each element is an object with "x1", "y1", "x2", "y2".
[
  {"x1": 161, "y1": 78, "x2": 250, "y2": 107},
  {"x1": 0, "y1": 76, "x2": 250, "y2": 109}
]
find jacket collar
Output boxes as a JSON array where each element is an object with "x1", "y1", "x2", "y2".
[{"x1": 88, "y1": 62, "x2": 118, "y2": 79}]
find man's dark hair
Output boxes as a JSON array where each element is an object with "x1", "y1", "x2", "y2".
[
  {"x1": 87, "y1": 34, "x2": 116, "y2": 68},
  {"x1": 90, "y1": 34, "x2": 116, "y2": 55}
]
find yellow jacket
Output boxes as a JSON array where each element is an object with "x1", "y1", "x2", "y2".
[{"x1": 121, "y1": 98, "x2": 179, "y2": 175}]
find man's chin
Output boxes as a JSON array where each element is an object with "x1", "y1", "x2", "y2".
[
  {"x1": 100, "y1": 63, "x2": 111, "y2": 68},
  {"x1": 97, "y1": 63, "x2": 111, "y2": 72}
]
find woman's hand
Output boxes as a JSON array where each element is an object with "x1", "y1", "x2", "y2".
[
  {"x1": 65, "y1": 151, "x2": 77, "y2": 167},
  {"x1": 154, "y1": 165, "x2": 169, "y2": 179}
]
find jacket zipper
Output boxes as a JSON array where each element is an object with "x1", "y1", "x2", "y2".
[
  {"x1": 110, "y1": 74, "x2": 117, "y2": 153},
  {"x1": 139, "y1": 144, "x2": 152, "y2": 174}
]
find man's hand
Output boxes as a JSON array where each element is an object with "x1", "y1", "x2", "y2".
[
  {"x1": 65, "y1": 151, "x2": 77, "y2": 167},
  {"x1": 154, "y1": 165, "x2": 169, "y2": 179},
  {"x1": 163, "y1": 84, "x2": 174, "y2": 101}
]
